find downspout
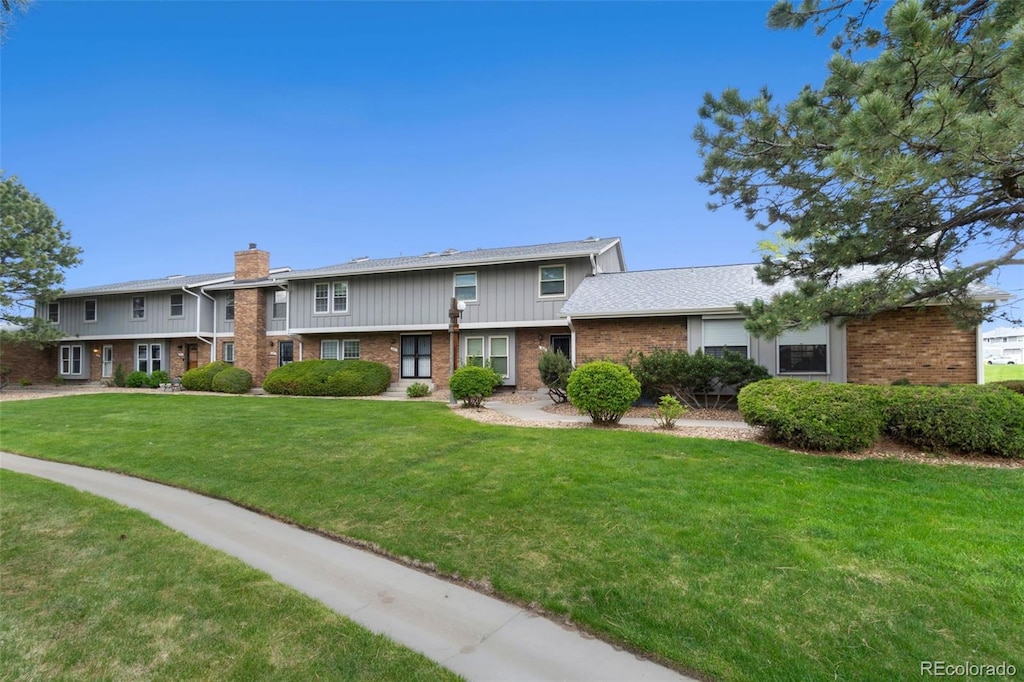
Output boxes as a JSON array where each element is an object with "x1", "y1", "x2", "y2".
[
  {"x1": 200, "y1": 287, "x2": 218, "y2": 361},
  {"x1": 566, "y1": 315, "x2": 577, "y2": 366},
  {"x1": 589, "y1": 253, "x2": 601, "y2": 276},
  {"x1": 181, "y1": 286, "x2": 211, "y2": 349},
  {"x1": 976, "y1": 323, "x2": 984, "y2": 384}
]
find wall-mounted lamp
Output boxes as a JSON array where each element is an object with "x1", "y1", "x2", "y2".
[
  {"x1": 177, "y1": 344, "x2": 183, "y2": 350},
  {"x1": 269, "y1": 340, "x2": 274, "y2": 347}
]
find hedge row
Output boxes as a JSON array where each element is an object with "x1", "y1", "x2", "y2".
[
  {"x1": 181, "y1": 361, "x2": 253, "y2": 394},
  {"x1": 262, "y1": 359, "x2": 391, "y2": 397},
  {"x1": 738, "y1": 379, "x2": 1024, "y2": 457}
]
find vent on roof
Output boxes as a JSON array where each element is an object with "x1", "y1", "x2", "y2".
[
  {"x1": 349, "y1": 256, "x2": 370, "y2": 263},
  {"x1": 423, "y1": 251, "x2": 440, "y2": 257},
  {"x1": 441, "y1": 248, "x2": 459, "y2": 256},
  {"x1": 166, "y1": 275, "x2": 185, "y2": 280},
  {"x1": 583, "y1": 236, "x2": 598, "y2": 243}
]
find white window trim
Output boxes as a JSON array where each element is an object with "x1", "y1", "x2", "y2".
[
  {"x1": 454, "y1": 271, "x2": 478, "y2": 303},
  {"x1": 777, "y1": 324, "x2": 830, "y2": 375},
  {"x1": 47, "y1": 302, "x2": 60, "y2": 323},
  {"x1": 314, "y1": 281, "x2": 349, "y2": 315},
  {"x1": 136, "y1": 343, "x2": 163, "y2": 374},
  {"x1": 59, "y1": 344, "x2": 84, "y2": 376},
  {"x1": 131, "y1": 296, "x2": 146, "y2": 321},
  {"x1": 538, "y1": 264, "x2": 567, "y2": 299},
  {"x1": 321, "y1": 339, "x2": 340, "y2": 360},
  {"x1": 169, "y1": 293, "x2": 185, "y2": 319},
  {"x1": 272, "y1": 290, "x2": 288, "y2": 319},
  {"x1": 224, "y1": 292, "x2": 235, "y2": 321},
  {"x1": 701, "y1": 318, "x2": 750, "y2": 358},
  {"x1": 465, "y1": 336, "x2": 485, "y2": 366},
  {"x1": 84, "y1": 299, "x2": 97, "y2": 323},
  {"x1": 223, "y1": 342, "x2": 235, "y2": 363},
  {"x1": 489, "y1": 335, "x2": 510, "y2": 378},
  {"x1": 342, "y1": 339, "x2": 360, "y2": 360}
]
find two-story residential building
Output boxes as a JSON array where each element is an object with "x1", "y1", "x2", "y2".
[
  {"x1": 5, "y1": 236, "x2": 1008, "y2": 390},
  {"x1": 30, "y1": 238, "x2": 625, "y2": 390},
  {"x1": 982, "y1": 327, "x2": 1024, "y2": 364}
]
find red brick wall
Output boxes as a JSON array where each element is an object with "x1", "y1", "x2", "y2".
[
  {"x1": 1, "y1": 341, "x2": 58, "y2": 385},
  {"x1": 846, "y1": 307, "x2": 977, "y2": 384},
  {"x1": 573, "y1": 317, "x2": 688, "y2": 364},
  {"x1": 234, "y1": 247, "x2": 270, "y2": 280},
  {"x1": 233, "y1": 288, "x2": 268, "y2": 385},
  {"x1": 515, "y1": 326, "x2": 571, "y2": 391}
]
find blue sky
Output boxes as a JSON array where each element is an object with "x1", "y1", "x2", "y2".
[{"x1": 2, "y1": 1, "x2": 1020, "y2": 325}]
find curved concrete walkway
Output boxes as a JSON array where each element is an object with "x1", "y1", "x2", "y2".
[{"x1": 1, "y1": 452, "x2": 693, "y2": 682}]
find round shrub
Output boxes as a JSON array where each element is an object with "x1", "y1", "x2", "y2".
[
  {"x1": 211, "y1": 366, "x2": 253, "y2": 394},
  {"x1": 449, "y1": 365, "x2": 503, "y2": 407},
  {"x1": 181, "y1": 360, "x2": 231, "y2": 392},
  {"x1": 150, "y1": 370, "x2": 170, "y2": 388},
  {"x1": 124, "y1": 371, "x2": 150, "y2": 388},
  {"x1": 567, "y1": 361, "x2": 641, "y2": 425},
  {"x1": 883, "y1": 385, "x2": 1024, "y2": 458},
  {"x1": 262, "y1": 359, "x2": 391, "y2": 397},
  {"x1": 738, "y1": 378, "x2": 884, "y2": 452}
]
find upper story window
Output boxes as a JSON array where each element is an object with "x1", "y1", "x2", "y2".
[
  {"x1": 47, "y1": 302, "x2": 59, "y2": 323},
  {"x1": 132, "y1": 297, "x2": 145, "y2": 320},
  {"x1": 454, "y1": 272, "x2": 477, "y2": 302},
  {"x1": 778, "y1": 324, "x2": 829, "y2": 374},
  {"x1": 539, "y1": 265, "x2": 566, "y2": 298},
  {"x1": 225, "y1": 292, "x2": 235, "y2": 321},
  {"x1": 314, "y1": 282, "x2": 348, "y2": 314},
  {"x1": 84, "y1": 299, "x2": 97, "y2": 323},
  {"x1": 702, "y1": 319, "x2": 749, "y2": 359},
  {"x1": 273, "y1": 290, "x2": 287, "y2": 319},
  {"x1": 170, "y1": 293, "x2": 184, "y2": 318}
]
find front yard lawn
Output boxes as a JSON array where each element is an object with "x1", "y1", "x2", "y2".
[
  {"x1": 2, "y1": 394, "x2": 1021, "y2": 681},
  {"x1": 0, "y1": 471, "x2": 458, "y2": 681},
  {"x1": 986, "y1": 363, "x2": 1024, "y2": 382}
]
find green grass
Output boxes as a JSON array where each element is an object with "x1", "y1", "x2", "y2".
[
  {"x1": 0, "y1": 470, "x2": 459, "y2": 681},
  {"x1": 986, "y1": 363, "x2": 1024, "y2": 382},
  {"x1": 2, "y1": 394, "x2": 1023, "y2": 681}
]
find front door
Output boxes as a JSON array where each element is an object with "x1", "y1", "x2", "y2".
[
  {"x1": 101, "y1": 345, "x2": 114, "y2": 378},
  {"x1": 185, "y1": 344, "x2": 199, "y2": 371},
  {"x1": 401, "y1": 335, "x2": 432, "y2": 379},
  {"x1": 278, "y1": 341, "x2": 294, "y2": 366}
]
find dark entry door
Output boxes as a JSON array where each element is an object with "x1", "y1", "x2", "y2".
[
  {"x1": 278, "y1": 341, "x2": 294, "y2": 366},
  {"x1": 185, "y1": 344, "x2": 199, "y2": 371},
  {"x1": 401, "y1": 335, "x2": 432, "y2": 379}
]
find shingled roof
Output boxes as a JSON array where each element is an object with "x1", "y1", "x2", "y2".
[{"x1": 561, "y1": 264, "x2": 1010, "y2": 318}]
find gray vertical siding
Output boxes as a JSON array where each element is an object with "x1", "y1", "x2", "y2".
[
  {"x1": 596, "y1": 247, "x2": 624, "y2": 274},
  {"x1": 55, "y1": 293, "x2": 205, "y2": 337},
  {"x1": 289, "y1": 258, "x2": 595, "y2": 330}
]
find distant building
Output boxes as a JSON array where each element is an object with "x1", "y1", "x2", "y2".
[{"x1": 982, "y1": 327, "x2": 1024, "y2": 364}]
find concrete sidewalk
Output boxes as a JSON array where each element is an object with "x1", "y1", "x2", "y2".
[{"x1": 1, "y1": 452, "x2": 693, "y2": 682}]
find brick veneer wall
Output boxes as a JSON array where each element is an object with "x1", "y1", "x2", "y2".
[
  {"x1": 234, "y1": 247, "x2": 270, "y2": 281},
  {"x1": 1, "y1": 341, "x2": 58, "y2": 384},
  {"x1": 573, "y1": 317, "x2": 688, "y2": 364},
  {"x1": 846, "y1": 307, "x2": 977, "y2": 384},
  {"x1": 287, "y1": 331, "x2": 453, "y2": 388},
  {"x1": 515, "y1": 326, "x2": 572, "y2": 391}
]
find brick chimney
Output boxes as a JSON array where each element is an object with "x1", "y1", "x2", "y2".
[
  {"x1": 234, "y1": 243, "x2": 270, "y2": 281},
  {"x1": 232, "y1": 243, "x2": 270, "y2": 384}
]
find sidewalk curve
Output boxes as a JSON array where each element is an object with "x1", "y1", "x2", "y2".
[{"x1": 1, "y1": 453, "x2": 694, "y2": 682}]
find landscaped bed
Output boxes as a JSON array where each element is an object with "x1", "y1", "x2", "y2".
[{"x1": 1, "y1": 394, "x2": 1021, "y2": 681}]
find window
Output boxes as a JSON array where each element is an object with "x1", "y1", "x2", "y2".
[
  {"x1": 489, "y1": 337, "x2": 509, "y2": 377},
  {"x1": 47, "y1": 302, "x2": 59, "y2": 323},
  {"x1": 539, "y1": 265, "x2": 566, "y2": 297},
  {"x1": 136, "y1": 344, "x2": 162, "y2": 373},
  {"x1": 703, "y1": 319, "x2": 749, "y2": 358},
  {"x1": 342, "y1": 340, "x2": 360, "y2": 359},
  {"x1": 778, "y1": 324, "x2": 828, "y2": 374},
  {"x1": 225, "y1": 292, "x2": 235, "y2": 321},
  {"x1": 321, "y1": 339, "x2": 339, "y2": 360},
  {"x1": 132, "y1": 296, "x2": 145, "y2": 319},
  {"x1": 273, "y1": 290, "x2": 287, "y2": 319},
  {"x1": 84, "y1": 299, "x2": 97, "y2": 323},
  {"x1": 314, "y1": 282, "x2": 348, "y2": 314},
  {"x1": 223, "y1": 342, "x2": 235, "y2": 364},
  {"x1": 59, "y1": 344, "x2": 83, "y2": 375},
  {"x1": 454, "y1": 272, "x2": 477, "y2": 302},
  {"x1": 465, "y1": 337, "x2": 484, "y2": 366},
  {"x1": 550, "y1": 334, "x2": 571, "y2": 357},
  {"x1": 170, "y1": 293, "x2": 184, "y2": 318}
]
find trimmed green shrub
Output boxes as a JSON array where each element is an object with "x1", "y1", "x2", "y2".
[
  {"x1": 406, "y1": 382, "x2": 431, "y2": 398},
  {"x1": 211, "y1": 366, "x2": 253, "y2": 394},
  {"x1": 113, "y1": 363, "x2": 127, "y2": 388},
  {"x1": 538, "y1": 349, "x2": 573, "y2": 404},
  {"x1": 262, "y1": 359, "x2": 391, "y2": 397},
  {"x1": 181, "y1": 361, "x2": 231, "y2": 392},
  {"x1": 992, "y1": 380, "x2": 1024, "y2": 396},
  {"x1": 124, "y1": 371, "x2": 150, "y2": 388},
  {"x1": 150, "y1": 370, "x2": 170, "y2": 388},
  {"x1": 629, "y1": 348, "x2": 769, "y2": 409},
  {"x1": 739, "y1": 379, "x2": 884, "y2": 452},
  {"x1": 567, "y1": 361, "x2": 641, "y2": 425},
  {"x1": 884, "y1": 385, "x2": 1024, "y2": 458},
  {"x1": 449, "y1": 365, "x2": 503, "y2": 408}
]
